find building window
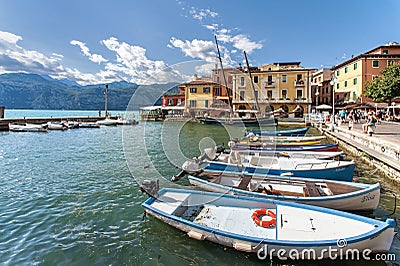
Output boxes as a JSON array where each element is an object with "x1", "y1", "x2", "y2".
[
  {"x1": 267, "y1": 75, "x2": 273, "y2": 85},
  {"x1": 282, "y1": 89, "x2": 287, "y2": 99},
  {"x1": 254, "y1": 76, "x2": 258, "y2": 84},
  {"x1": 240, "y1": 77, "x2": 245, "y2": 86},
  {"x1": 296, "y1": 89, "x2": 303, "y2": 99},
  {"x1": 372, "y1": 60, "x2": 379, "y2": 68},
  {"x1": 189, "y1": 100, "x2": 196, "y2": 107},
  {"x1": 297, "y1": 74, "x2": 303, "y2": 81},
  {"x1": 267, "y1": 90, "x2": 273, "y2": 99},
  {"x1": 239, "y1": 91, "x2": 245, "y2": 100},
  {"x1": 190, "y1": 87, "x2": 197, "y2": 93},
  {"x1": 203, "y1": 87, "x2": 210, "y2": 93},
  {"x1": 337, "y1": 83, "x2": 340, "y2": 89},
  {"x1": 383, "y1": 49, "x2": 388, "y2": 54},
  {"x1": 214, "y1": 87, "x2": 221, "y2": 96},
  {"x1": 336, "y1": 70, "x2": 340, "y2": 76},
  {"x1": 216, "y1": 76, "x2": 220, "y2": 84},
  {"x1": 228, "y1": 76, "x2": 232, "y2": 84},
  {"x1": 254, "y1": 90, "x2": 258, "y2": 100},
  {"x1": 204, "y1": 100, "x2": 208, "y2": 108},
  {"x1": 282, "y1": 75, "x2": 287, "y2": 83},
  {"x1": 354, "y1": 62, "x2": 358, "y2": 70},
  {"x1": 388, "y1": 60, "x2": 395, "y2": 66},
  {"x1": 177, "y1": 99, "x2": 182, "y2": 105},
  {"x1": 344, "y1": 80, "x2": 348, "y2": 87},
  {"x1": 353, "y1": 78, "x2": 357, "y2": 85},
  {"x1": 168, "y1": 99, "x2": 174, "y2": 105},
  {"x1": 326, "y1": 87, "x2": 329, "y2": 93},
  {"x1": 345, "y1": 67, "x2": 348, "y2": 73}
]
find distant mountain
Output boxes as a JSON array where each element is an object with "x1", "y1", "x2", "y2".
[{"x1": 0, "y1": 73, "x2": 178, "y2": 110}]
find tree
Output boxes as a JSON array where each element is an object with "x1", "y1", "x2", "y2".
[{"x1": 364, "y1": 62, "x2": 400, "y2": 105}]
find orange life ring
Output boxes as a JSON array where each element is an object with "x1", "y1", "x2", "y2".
[{"x1": 251, "y1": 209, "x2": 276, "y2": 228}]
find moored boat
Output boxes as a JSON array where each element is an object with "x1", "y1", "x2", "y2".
[
  {"x1": 9, "y1": 123, "x2": 47, "y2": 132},
  {"x1": 141, "y1": 187, "x2": 395, "y2": 259},
  {"x1": 232, "y1": 143, "x2": 339, "y2": 152},
  {"x1": 187, "y1": 171, "x2": 380, "y2": 211},
  {"x1": 245, "y1": 127, "x2": 309, "y2": 137},
  {"x1": 197, "y1": 116, "x2": 277, "y2": 126},
  {"x1": 47, "y1": 122, "x2": 68, "y2": 130},
  {"x1": 78, "y1": 122, "x2": 100, "y2": 128},
  {"x1": 96, "y1": 118, "x2": 119, "y2": 126}
]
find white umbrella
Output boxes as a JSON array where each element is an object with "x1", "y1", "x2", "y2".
[{"x1": 316, "y1": 104, "x2": 332, "y2": 110}]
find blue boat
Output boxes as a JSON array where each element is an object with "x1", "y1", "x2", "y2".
[
  {"x1": 202, "y1": 155, "x2": 355, "y2": 181},
  {"x1": 232, "y1": 143, "x2": 339, "y2": 152},
  {"x1": 141, "y1": 187, "x2": 395, "y2": 259},
  {"x1": 245, "y1": 126, "x2": 309, "y2": 137}
]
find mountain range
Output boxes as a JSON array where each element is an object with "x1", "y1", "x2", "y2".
[{"x1": 0, "y1": 73, "x2": 179, "y2": 110}]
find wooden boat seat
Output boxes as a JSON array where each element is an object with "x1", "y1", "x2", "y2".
[
  {"x1": 235, "y1": 175, "x2": 253, "y2": 190},
  {"x1": 304, "y1": 182, "x2": 320, "y2": 197}
]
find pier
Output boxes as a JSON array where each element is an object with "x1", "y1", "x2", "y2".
[
  {"x1": 0, "y1": 116, "x2": 109, "y2": 131},
  {"x1": 317, "y1": 121, "x2": 400, "y2": 183}
]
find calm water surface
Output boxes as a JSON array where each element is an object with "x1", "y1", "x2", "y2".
[{"x1": 0, "y1": 111, "x2": 399, "y2": 265}]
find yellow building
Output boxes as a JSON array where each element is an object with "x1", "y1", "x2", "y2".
[
  {"x1": 232, "y1": 62, "x2": 315, "y2": 117},
  {"x1": 182, "y1": 76, "x2": 221, "y2": 116}
]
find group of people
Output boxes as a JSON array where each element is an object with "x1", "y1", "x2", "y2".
[{"x1": 333, "y1": 109, "x2": 379, "y2": 134}]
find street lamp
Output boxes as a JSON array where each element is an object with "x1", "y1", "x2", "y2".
[
  {"x1": 330, "y1": 75, "x2": 337, "y2": 125},
  {"x1": 315, "y1": 89, "x2": 320, "y2": 107}
]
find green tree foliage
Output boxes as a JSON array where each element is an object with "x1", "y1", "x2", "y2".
[{"x1": 364, "y1": 62, "x2": 400, "y2": 103}]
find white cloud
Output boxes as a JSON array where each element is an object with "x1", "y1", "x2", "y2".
[
  {"x1": 190, "y1": 7, "x2": 218, "y2": 21},
  {"x1": 70, "y1": 40, "x2": 108, "y2": 64},
  {"x1": 169, "y1": 37, "x2": 216, "y2": 62},
  {"x1": 0, "y1": 31, "x2": 22, "y2": 45},
  {"x1": 101, "y1": 36, "x2": 188, "y2": 84}
]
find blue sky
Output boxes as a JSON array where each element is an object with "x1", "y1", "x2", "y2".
[{"x1": 0, "y1": 0, "x2": 399, "y2": 85}]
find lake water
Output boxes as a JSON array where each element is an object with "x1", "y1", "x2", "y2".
[{"x1": 0, "y1": 110, "x2": 399, "y2": 265}]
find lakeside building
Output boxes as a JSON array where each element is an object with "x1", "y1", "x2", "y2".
[
  {"x1": 211, "y1": 66, "x2": 242, "y2": 108},
  {"x1": 231, "y1": 62, "x2": 316, "y2": 118},
  {"x1": 332, "y1": 42, "x2": 400, "y2": 104},
  {"x1": 182, "y1": 75, "x2": 228, "y2": 117},
  {"x1": 311, "y1": 68, "x2": 333, "y2": 107}
]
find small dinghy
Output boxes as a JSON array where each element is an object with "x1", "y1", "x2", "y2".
[
  {"x1": 141, "y1": 186, "x2": 395, "y2": 259},
  {"x1": 9, "y1": 123, "x2": 47, "y2": 132},
  {"x1": 79, "y1": 122, "x2": 100, "y2": 128},
  {"x1": 233, "y1": 143, "x2": 339, "y2": 152},
  {"x1": 187, "y1": 171, "x2": 380, "y2": 211},
  {"x1": 47, "y1": 122, "x2": 68, "y2": 130},
  {"x1": 245, "y1": 127, "x2": 309, "y2": 137},
  {"x1": 182, "y1": 148, "x2": 355, "y2": 182},
  {"x1": 96, "y1": 118, "x2": 119, "y2": 126}
]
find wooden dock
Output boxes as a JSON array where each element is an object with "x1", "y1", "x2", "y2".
[{"x1": 0, "y1": 116, "x2": 109, "y2": 131}]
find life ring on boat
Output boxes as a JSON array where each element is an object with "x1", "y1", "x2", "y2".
[{"x1": 252, "y1": 209, "x2": 276, "y2": 228}]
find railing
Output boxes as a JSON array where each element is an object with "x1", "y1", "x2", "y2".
[{"x1": 293, "y1": 161, "x2": 342, "y2": 170}]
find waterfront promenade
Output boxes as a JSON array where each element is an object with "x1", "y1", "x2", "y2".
[{"x1": 320, "y1": 120, "x2": 400, "y2": 183}]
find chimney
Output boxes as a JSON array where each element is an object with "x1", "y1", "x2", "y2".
[{"x1": 194, "y1": 74, "x2": 198, "y2": 81}]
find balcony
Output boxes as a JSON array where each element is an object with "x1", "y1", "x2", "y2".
[
  {"x1": 294, "y1": 80, "x2": 305, "y2": 87},
  {"x1": 264, "y1": 81, "x2": 276, "y2": 88}
]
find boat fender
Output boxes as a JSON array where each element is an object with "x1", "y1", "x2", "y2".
[
  {"x1": 252, "y1": 209, "x2": 276, "y2": 228},
  {"x1": 187, "y1": 231, "x2": 206, "y2": 240}
]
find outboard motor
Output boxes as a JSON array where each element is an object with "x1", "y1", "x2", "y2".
[{"x1": 140, "y1": 179, "x2": 159, "y2": 198}]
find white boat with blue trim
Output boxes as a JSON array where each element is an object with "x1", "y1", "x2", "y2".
[
  {"x1": 141, "y1": 187, "x2": 395, "y2": 259},
  {"x1": 187, "y1": 171, "x2": 380, "y2": 211},
  {"x1": 182, "y1": 148, "x2": 355, "y2": 182}
]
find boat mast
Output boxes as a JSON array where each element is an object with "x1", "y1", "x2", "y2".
[
  {"x1": 243, "y1": 51, "x2": 261, "y2": 115},
  {"x1": 105, "y1": 84, "x2": 109, "y2": 117},
  {"x1": 214, "y1": 35, "x2": 232, "y2": 113}
]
